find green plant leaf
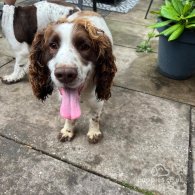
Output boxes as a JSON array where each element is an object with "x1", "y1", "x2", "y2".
[
  {"x1": 188, "y1": 17, "x2": 195, "y2": 23},
  {"x1": 168, "y1": 24, "x2": 184, "y2": 41},
  {"x1": 190, "y1": 9, "x2": 195, "y2": 15},
  {"x1": 171, "y1": 0, "x2": 183, "y2": 14},
  {"x1": 147, "y1": 31, "x2": 156, "y2": 38},
  {"x1": 186, "y1": 23, "x2": 195, "y2": 28},
  {"x1": 185, "y1": 9, "x2": 195, "y2": 18},
  {"x1": 161, "y1": 4, "x2": 180, "y2": 20},
  {"x1": 160, "y1": 23, "x2": 181, "y2": 36},
  {"x1": 182, "y1": 1, "x2": 193, "y2": 15},
  {"x1": 149, "y1": 20, "x2": 172, "y2": 28},
  {"x1": 165, "y1": 0, "x2": 171, "y2": 6},
  {"x1": 185, "y1": 13, "x2": 195, "y2": 18}
]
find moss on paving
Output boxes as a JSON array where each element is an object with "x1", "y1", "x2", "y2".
[{"x1": 120, "y1": 181, "x2": 156, "y2": 195}]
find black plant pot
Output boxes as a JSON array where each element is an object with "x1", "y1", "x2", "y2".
[{"x1": 157, "y1": 19, "x2": 195, "y2": 80}]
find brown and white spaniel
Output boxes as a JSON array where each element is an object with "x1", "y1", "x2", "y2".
[
  {"x1": 1, "y1": 0, "x2": 79, "y2": 84},
  {"x1": 29, "y1": 11, "x2": 117, "y2": 143}
]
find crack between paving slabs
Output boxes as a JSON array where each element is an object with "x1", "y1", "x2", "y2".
[
  {"x1": 0, "y1": 58, "x2": 14, "y2": 69},
  {"x1": 187, "y1": 106, "x2": 194, "y2": 195},
  {"x1": 113, "y1": 84, "x2": 194, "y2": 107},
  {"x1": 0, "y1": 132, "x2": 156, "y2": 195}
]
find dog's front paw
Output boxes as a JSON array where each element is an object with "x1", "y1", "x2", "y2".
[
  {"x1": 87, "y1": 131, "x2": 103, "y2": 144},
  {"x1": 0, "y1": 74, "x2": 23, "y2": 84},
  {"x1": 58, "y1": 129, "x2": 75, "y2": 142}
]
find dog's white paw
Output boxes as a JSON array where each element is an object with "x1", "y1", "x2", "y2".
[
  {"x1": 1, "y1": 73, "x2": 24, "y2": 84},
  {"x1": 58, "y1": 129, "x2": 75, "y2": 142},
  {"x1": 87, "y1": 131, "x2": 103, "y2": 144}
]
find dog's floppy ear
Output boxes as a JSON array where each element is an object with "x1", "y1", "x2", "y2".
[
  {"x1": 94, "y1": 35, "x2": 117, "y2": 101},
  {"x1": 75, "y1": 19, "x2": 117, "y2": 100},
  {"x1": 29, "y1": 28, "x2": 53, "y2": 101}
]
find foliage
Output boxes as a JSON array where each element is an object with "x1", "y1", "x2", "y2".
[
  {"x1": 149, "y1": 0, "x2": 195, "y2": 41},
  {"x1": 136, "y1": 30, "x2": 156, "y2": 53}
]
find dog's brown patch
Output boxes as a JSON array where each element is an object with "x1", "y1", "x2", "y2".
[{"x1": 14, "y1": 5, "x2": 37, "y2": 44}]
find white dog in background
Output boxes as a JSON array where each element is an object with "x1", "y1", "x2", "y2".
[{"x1": 0, "y1": 0, "x2": 80, "y2": 84}]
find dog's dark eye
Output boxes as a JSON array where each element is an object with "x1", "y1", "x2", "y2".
[
  {"x1": 76, "y1": 39, "x2": 91, "y2": 51},
  {"x1": 79, "y1": 43, "x2": 90, "y2": 51},
  {"x1": 49, "y1": 42, "x2": 59, "y2": 50}
]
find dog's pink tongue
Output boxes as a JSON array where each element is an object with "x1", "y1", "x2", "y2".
[{"x1": 60, "y1": 88, "x2": 81, "y2": 120}]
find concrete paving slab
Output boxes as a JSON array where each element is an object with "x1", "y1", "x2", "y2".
[
  {"x1": 106, "y1": 19, "x2": 158, "y2": 50},
  {"x1": 132, "y1": 0, "x2": 163, "y2": 20},
  {"x1": 0, "y1": 36, "x2": 14, "y2": 58},
  {"x1": 0, "y1": 62, "x2": 190, "y2": 195},
  {"x1": 0, "y1": 136, "x2": 140, "y2": 195},
  {"x1": 106, "y1": 7, "x2": 156, "y2": 26},
  {"x1": 0, "y1": 53, "x2": 13, "y2": 68},
  {"x1": 134, "y1": 0, "x2": 164, "y2": 12},
  {"x1": 113, "y1": 45, "x2": 195, "y2": 106}
]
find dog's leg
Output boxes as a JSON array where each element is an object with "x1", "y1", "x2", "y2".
[
  {"x1": 58, "y1": 119, "x2": 76, "y2": 142},
  {"x1": 1, "y1": 44, "x2": 29, "y2": 84},
  {"x1": 87, "y1": 98, "x2": 104, "y2": 144}
]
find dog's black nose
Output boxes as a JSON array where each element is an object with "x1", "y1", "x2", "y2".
[{"x1": 55, "y1": 67, "x2": 78, "y2": 83}]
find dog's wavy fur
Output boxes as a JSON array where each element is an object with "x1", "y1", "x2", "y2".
[{"x1": 29, "y1": 19, "x2": 117, "y2": 101}]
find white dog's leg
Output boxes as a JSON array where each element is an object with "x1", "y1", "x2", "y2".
[
  {"x1": 1, "y1": 43, "x2": 29, "y2": 84},
  {"x1": 58, "y1": 119, "x2": 76, "y2": 142},
  {"x1": 87, "y1": 97, "x2": 104, "y2": 144}
]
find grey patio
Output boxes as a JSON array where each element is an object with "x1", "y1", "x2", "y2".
[{"x1": 0, "y1": 0, "x2": 194, "y2": 194}]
